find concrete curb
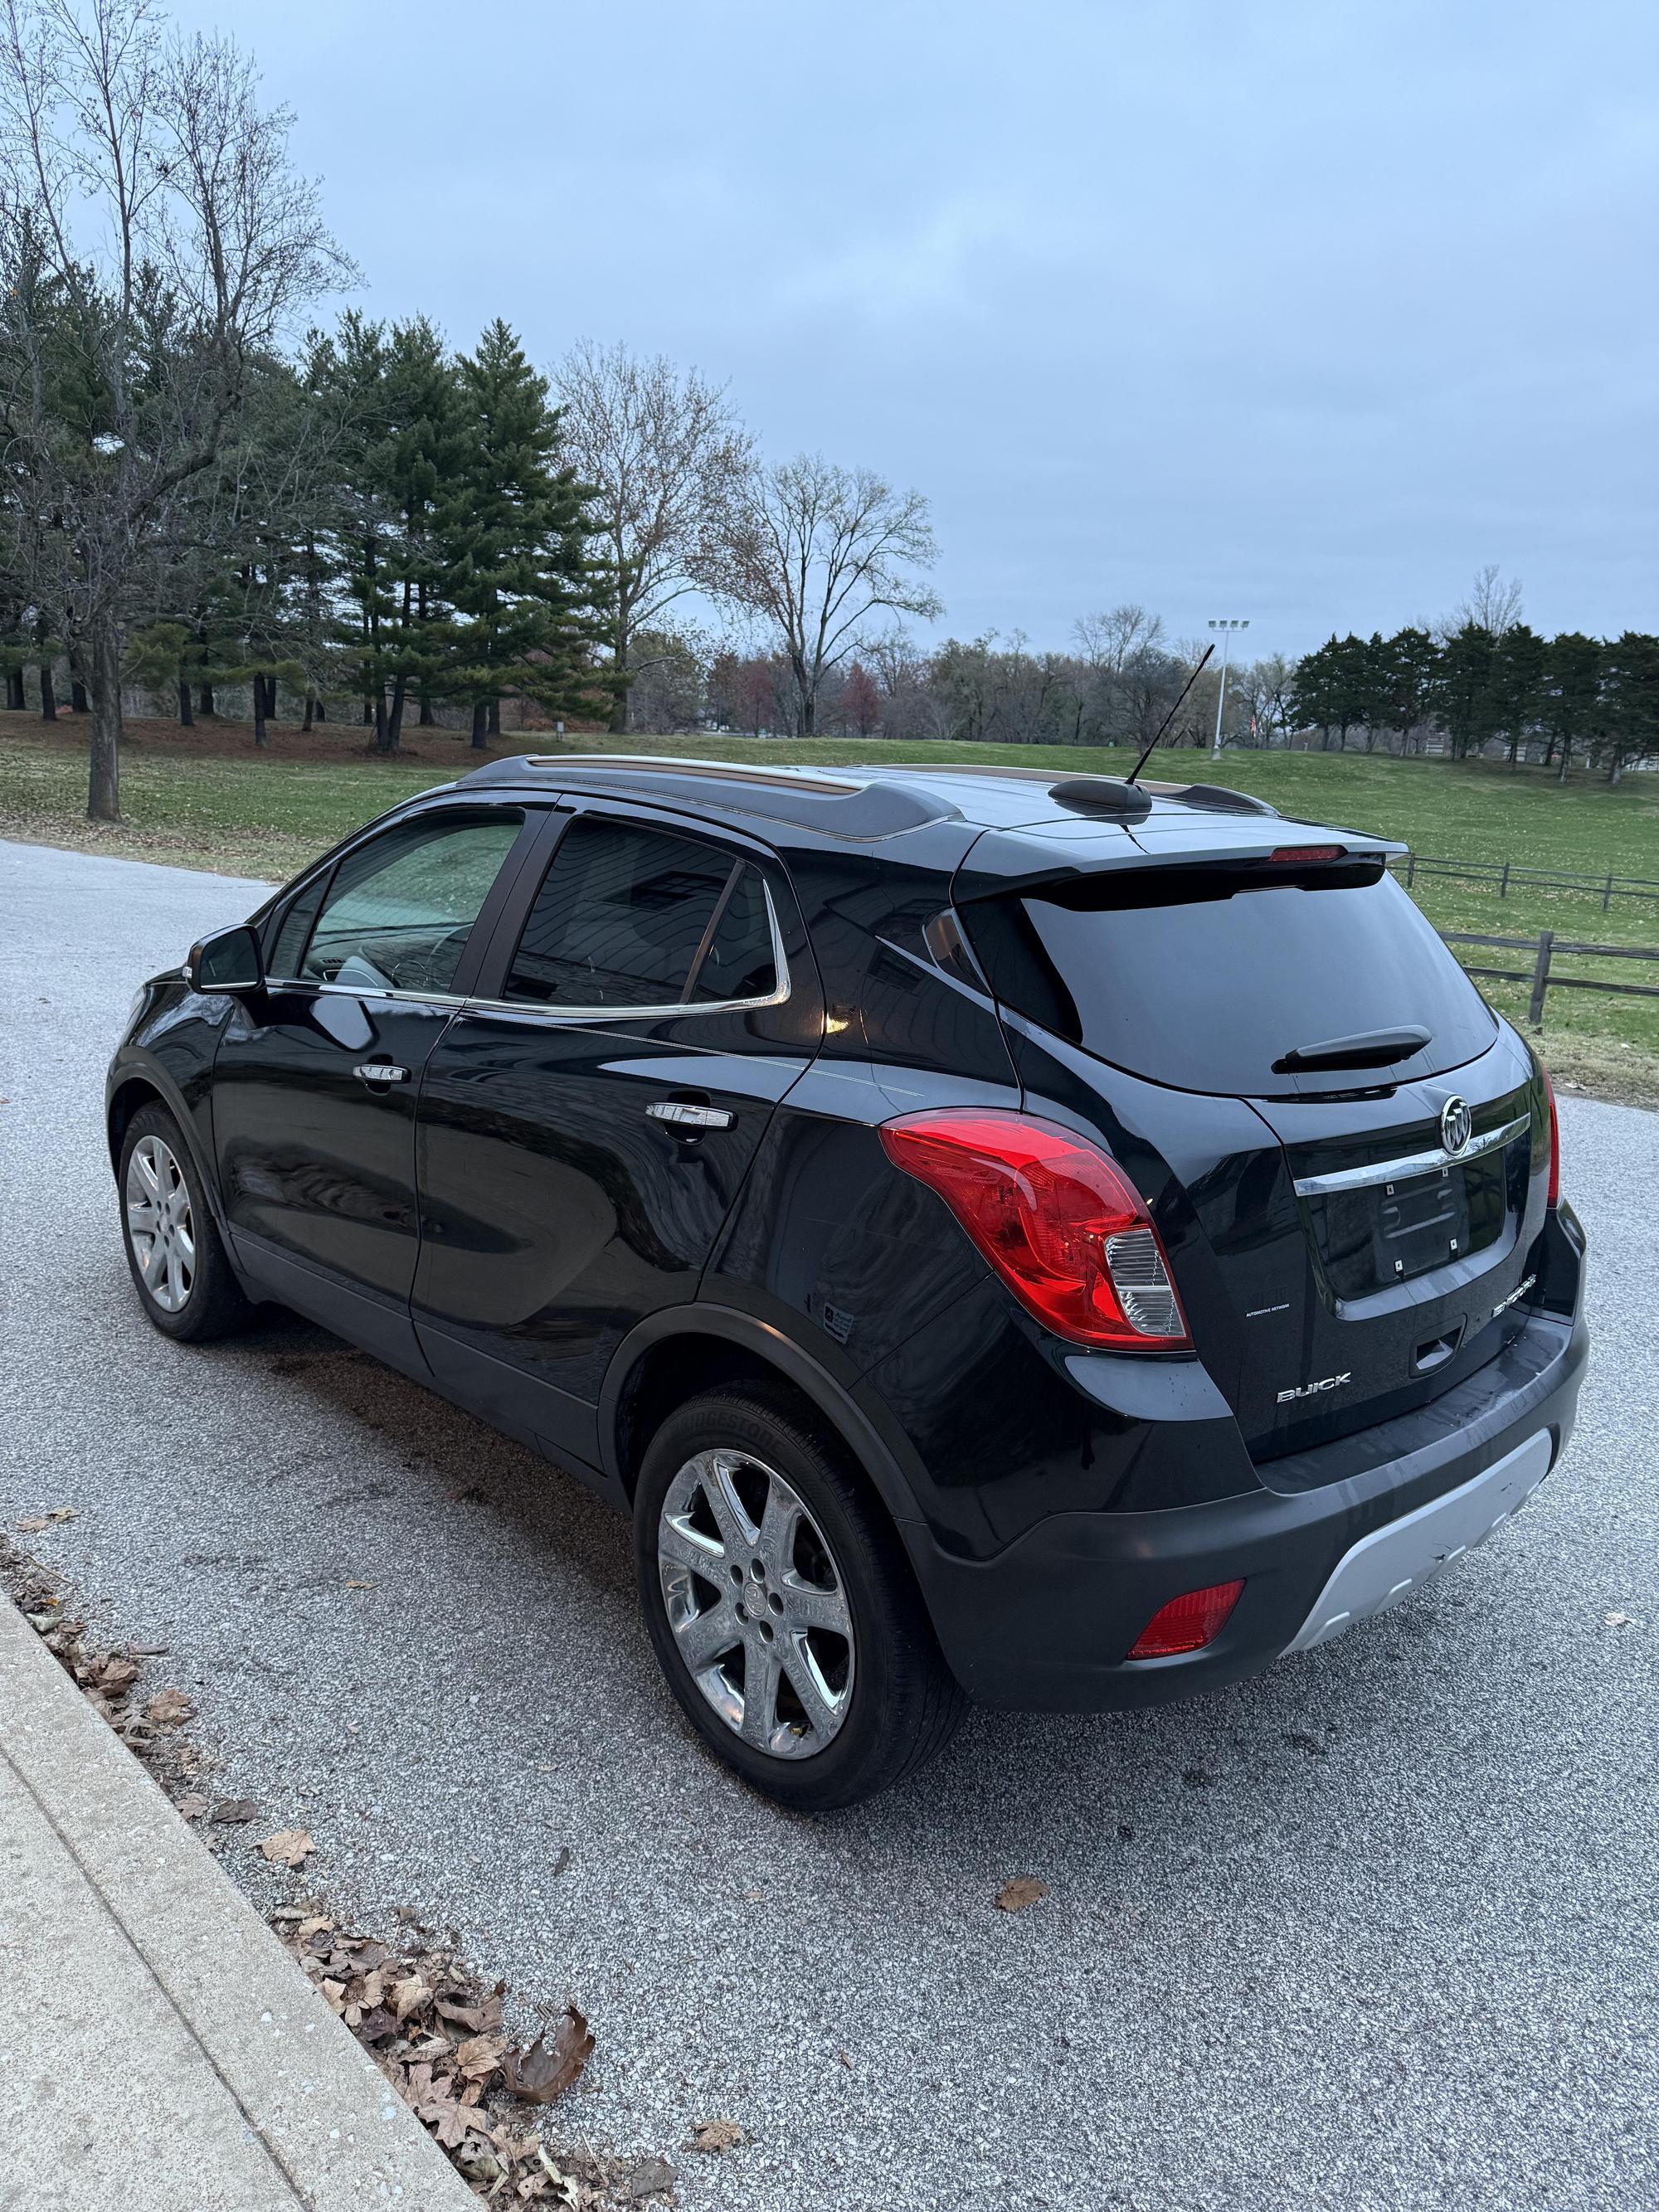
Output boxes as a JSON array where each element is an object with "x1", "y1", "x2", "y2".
[{"x1": 0, "y1": 1591, "x2": 475, "y2": 2211}]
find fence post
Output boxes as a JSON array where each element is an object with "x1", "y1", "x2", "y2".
[
  {"x1": 1528, "y1": 930, "x2": 1554, "y2": 1027},
  {"x1": 1406, "y1": 853, "x2": 1416, "y2": 888},
  {"x1": 1603, "y1": 873, "x2": 1614, "y2": 911},
  {"x1": 1500, "y1": 861, "x2": 1511, "y2": 898}
]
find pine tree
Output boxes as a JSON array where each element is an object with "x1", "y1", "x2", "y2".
[
  {"x1": 1599, "y1": 633, "x2": 1659, "y2": 785},
  {"x1": 1489, "y1": 623, "x2": 1545, "y2": 765},
  {"x1": 1540, "y1": 632, "x2": 1603, "y2": 781},
  {"x1": 1376, "y1": 627, "x2": 1439, "y2": 751},
  {"x1": 434, "y1": 322, "x2": 601, "y2": 748},
  {"x1": 1433, "y1": 623, "x2": 1499, "y2": 758}
]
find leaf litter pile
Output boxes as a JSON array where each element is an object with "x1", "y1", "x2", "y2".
[
  {"x1": 272, "y1": 1907, "x2": 620, "y2": 2200},
  {"x1": 0, "y1": 1534, "x2": 724, "y2": 2206}
]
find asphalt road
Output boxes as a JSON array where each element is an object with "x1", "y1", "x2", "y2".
[{"x1": 2, "y1": 837, "x2": 1655, "y2": 2212}]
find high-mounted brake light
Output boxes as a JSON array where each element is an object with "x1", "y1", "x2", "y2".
[
  {"x1": 1265, "y1": 844, "x2": 1345, "y2": 864},
  {"x1": 1127, "y1": 1579, "x2": 1245, "y2": 1660},
  {"x1": 878, "y1": 1110, "x2": 1190, "y2": 1350},
  {"x1": 1543, "y1": 1066, "x2": 1561, "y2": 1207}
]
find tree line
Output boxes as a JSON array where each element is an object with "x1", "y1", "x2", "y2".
[
  {"x1": 0, "y1": 0, "x2": 942, "y2": 818},
  {"x1": 1289, "y1": 611, "x2": 1659, "y2": 785},
  {"x1": 2, "y1": 4, "x2": 1654, "y2": 822}
]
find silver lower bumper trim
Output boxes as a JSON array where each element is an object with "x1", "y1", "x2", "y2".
[{"x1": 1287, "y1": 1428, "x2": 1555, "y2": 1654}]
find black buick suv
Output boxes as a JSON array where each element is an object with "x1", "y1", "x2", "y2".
[{"x1": 106, "y1": 756, "x2": 1588, "y2": 1807}]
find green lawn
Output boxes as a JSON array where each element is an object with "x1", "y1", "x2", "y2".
[{"x1": 5, "y1": 721, "x2": 1657, "y2": 1101}]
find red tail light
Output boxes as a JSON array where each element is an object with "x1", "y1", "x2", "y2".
[
  {"x1": 1543, "y1": 1066, "x2": 1561, "y2": 1207},
  {"x1": 1266, "y1": 843, "x2": 1345, "y2": 864},
  {"x1": 1128, "y1": 1579, "x2": 1245, "y2": 1659},
  {"x1": 878, "y1": 1110, "x2": 1190, "y2": 1350}
]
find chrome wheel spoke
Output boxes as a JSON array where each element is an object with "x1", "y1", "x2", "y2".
[
  {"x1": 703, "y1": 1454, "x2": 759, "y2": 1553},
  {"x1": 658, "y1": 1446, "x2": 856, "y2": 1763},
  {"x1": 781, "y1": 1579, "x2": 851, "y2": 1636},
  {"x1": 659, "y1": 1514, "x2": 723, "y2": 1578},
  {"x1": 738, "y1": 1641, "x2": 784, "y2": 1749},
  {"x1": 172, "y1": 1219, "x2": 196, "y2": 1270},
  {"x1": 781, "y1": 1636, "x2": 845, "y2": 1736},
  {"x1": 757, "y1": 1479, "x2": 799, "y2": 1582},
  {"x1": 674, "y1": 1599, "x2": 742, "y2": 1671}
]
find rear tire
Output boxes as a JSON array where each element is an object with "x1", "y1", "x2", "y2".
[
  {"x1": 118, "y1": 1103, "x2": 252, "y2": 1343},
  {"x1": 635, "y1": 1383, "x2": 966, "y2": 1809}
]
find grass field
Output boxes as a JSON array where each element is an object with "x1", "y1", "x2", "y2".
[{"x1": 5, "y1": 712, "x2": 1658, "y2": 1103}]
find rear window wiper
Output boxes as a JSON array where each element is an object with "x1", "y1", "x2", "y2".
[{"x1": 1272, "y1": 1024, "x2": 1431, "y2": 1074}]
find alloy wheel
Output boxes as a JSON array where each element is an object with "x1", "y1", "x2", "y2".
[
  {"x1": 657, "y1": 1448, "x2": 855, "y2": 1759},
  {"x1": 124, "y1": 1135, "x2": 197, "y2": 1313}
]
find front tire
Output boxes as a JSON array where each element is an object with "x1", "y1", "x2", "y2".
[
  {"x1": 119, "y1": 1103, "x2": 252, "y2": 1343},
  {"x1": 634, "y1": 1383, "x2": 966, "y2": 1809}
]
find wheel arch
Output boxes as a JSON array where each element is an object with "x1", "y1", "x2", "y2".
[
  {"x1": 106, "y1": 1065, "x2": 229, "y2": 1233},
  {"x1": 600, "y1": 1305, "x2": 928, "y2": 1535}
]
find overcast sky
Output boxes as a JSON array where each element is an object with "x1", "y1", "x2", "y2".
[{"x1": 178, "y1": 0, "x2": 1658, "y2": 657}]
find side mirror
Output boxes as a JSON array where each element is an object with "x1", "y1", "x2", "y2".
[{"x1": 187, "y1": 922, "x2": 264, "y2": 995}]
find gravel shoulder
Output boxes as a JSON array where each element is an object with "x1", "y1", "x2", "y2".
[{"x1": 2, "y1": 838, "x2": 1655, "y2": 2212}]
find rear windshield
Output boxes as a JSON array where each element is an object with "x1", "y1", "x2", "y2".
[{"x1": 962, "y1": 863, "x2": 1497, "y2": 1095}]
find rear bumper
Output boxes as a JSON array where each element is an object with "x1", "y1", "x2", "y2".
[{"x1": 906, "y1": 1299, "x2": 1589, "y2": 1712}]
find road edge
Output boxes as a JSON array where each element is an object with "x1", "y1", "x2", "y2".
[{"x1": 0, "y1": 1589, "x2": 475, "y2": 2210}]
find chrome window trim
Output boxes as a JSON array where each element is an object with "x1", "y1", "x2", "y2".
[
  {"x1": 465, "y1": 881, "x2": 791, "y2": 1024},
  {"x1": 1292, "y1": 1112, "x2": 1531, "y2": 1198},
  {"x1": 304, "y1": 984, "x2": 472, "y2": 1007}
]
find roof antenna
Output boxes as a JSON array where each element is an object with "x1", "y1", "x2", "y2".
[{"x1": 1126, "y1": 644, "x2": 1215, "y2": 785}]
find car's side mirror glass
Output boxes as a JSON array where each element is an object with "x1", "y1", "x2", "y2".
[{"x1": 187, "y1": 922, "x2": 264, "y2": 994}]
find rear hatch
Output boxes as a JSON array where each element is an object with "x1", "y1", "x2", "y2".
[{"x1": 958, "y1": 839, "x2": 1552, "y2": 1466}]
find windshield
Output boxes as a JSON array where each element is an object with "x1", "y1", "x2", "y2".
[{"x1": 962, "y1": 864, "x2": 1497, "y2": 1095}]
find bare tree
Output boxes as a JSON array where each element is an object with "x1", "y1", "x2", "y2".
[
  {"x1": 553, "y1": 341, "x2": 750, "y2": 733},
  {"x1": 703, "y1": 453, "x2": 941, "y2": 737},
  {"x1": 1236, "y1": 650, "x2": 1298, "y2": 747},
  {"x1": 1453, "y1": 562, "x2": 1524, "y2": 638},
  {"x1": 1071, "y1": 603, "x2": 1167, "y2": 743},
  {"x1": 0, "y1": 0, "x2": 345, "y2": 816}
]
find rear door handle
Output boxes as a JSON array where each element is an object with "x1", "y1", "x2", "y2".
[
  {"x1": 646, "y1": 1100, "x2": 734, "y2": 1130},
  {"x1": 354, "y1": 1062, "x2": 410, "y2": 1087}
]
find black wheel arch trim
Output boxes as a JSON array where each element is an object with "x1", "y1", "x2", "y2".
[
  {"x1": 105, "y1": 1053, "x2": 230, "y2": 1235},
  {"x1": 598, "y1": 1303, "x2": 929, "y2": 1532}
]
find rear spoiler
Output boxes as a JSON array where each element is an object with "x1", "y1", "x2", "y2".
[{"x1": 951, "y1": 819, "x2": 1408, "y2": 905}]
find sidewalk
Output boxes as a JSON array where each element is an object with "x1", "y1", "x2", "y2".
[{"x1": 0, "y1": 1592, "x2": 474, "y2": 2212}]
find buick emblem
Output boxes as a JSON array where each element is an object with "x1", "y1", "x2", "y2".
[{"x1": 1440, "y1": 1096, "x2": 1473, "y2": 1155}]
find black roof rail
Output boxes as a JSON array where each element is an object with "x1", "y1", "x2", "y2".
[{"x1": 457, "y1": 752, "x2": 959, "y2": 840}]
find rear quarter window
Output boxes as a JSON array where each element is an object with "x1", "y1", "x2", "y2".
[{"x1": 962, "y1": 863, "x2": 1496, "y2": 1096}]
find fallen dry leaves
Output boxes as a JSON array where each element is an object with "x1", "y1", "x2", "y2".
[
  {"x1": 269, "y1": 1913, "x2": 635, "y2": 2202},
  {"x1": 144, "y1": 1688, "x2": 194, "y2": 1727},
  {"x1": 688, "y1": 2117, "x2": 743, "y2": 2154},
  {"x1": 259, "y1": 1826, "x2": 315, "y2": 1869},
  {"x1": 502, "y1": 2010, "x2": 593, "y2": 2104},
  {"x1": 995, "y1": 1875, "x2": 1050, "y2": 1913}
]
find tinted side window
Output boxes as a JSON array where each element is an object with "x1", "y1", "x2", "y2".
[
  {"x1": 299, "y1": 812, "x2": 524, "y2": 994},
  {"x1": 504, "y1": 818, "x2": 742, "y2": 1009},
  {"x1": 267, "y1": 876, "x2": 328, "y2": 980},
  {"x1": 689, "y1": 864, "x2": 776, "y2": 1002}
]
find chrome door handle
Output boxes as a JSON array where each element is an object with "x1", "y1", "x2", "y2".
[
  {"x1": 353, "y1": 1062, "x2": 410, "y2": 1086},
  {"x1": 646, "y1": 1100, "x2": 734, "y2": 1130}
]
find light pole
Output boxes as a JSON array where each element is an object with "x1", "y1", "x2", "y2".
[{"x1": 1208, "y1": 618, "x2": 1248, "y2": 758}]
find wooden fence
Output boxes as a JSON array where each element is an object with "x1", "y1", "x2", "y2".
[
  {"x1": 1396, "y1": 853, "x2": 1659, "y2": 911},
  {"x1": 1439, "y1": 929, "x2": 1659, "y2": 1023}
]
